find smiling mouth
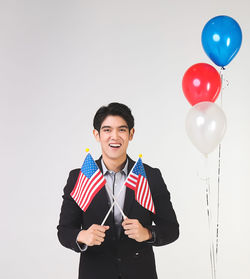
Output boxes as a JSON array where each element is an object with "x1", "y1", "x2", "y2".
[{"x1": 109, "y1": 143, "x2": 121, "y2": 148}]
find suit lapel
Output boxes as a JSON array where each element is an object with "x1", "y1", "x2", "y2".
[{"x1": 95, "y1": 156, "x2": 104, "y2": 173}]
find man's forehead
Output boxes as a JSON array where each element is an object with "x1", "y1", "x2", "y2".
[
  {"x1": 101, "y1": 124, "x2": 128, "y2": 129},
  {"x1": 101, "y1": 115, "x2": 128, "y2": 127}
]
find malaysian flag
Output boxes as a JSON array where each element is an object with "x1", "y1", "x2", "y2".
[
  {"x1": 125, "y1": 158, "x2": 155, "y2": 214},
  {"x1": 70, "y1": 153, "x2": 106, "y2": 212}
]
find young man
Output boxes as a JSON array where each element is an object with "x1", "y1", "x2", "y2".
[{"x1": 57, "y1": 103, "x2": 179, "y2": 279}]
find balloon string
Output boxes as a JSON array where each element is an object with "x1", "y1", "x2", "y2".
[
  {"x1": 219, "y1": 67, "x2": 229, "y2": 107},
  {"x1": 205, "y1": 180, "x2": 213, "y2": 279},
  {"x1": 216, "y1": 66, "x2": 226, "y2": 266},
  {"x1": 201, "y1": 155, "x2": 217, "y2": 279},
  {"x1": 215, "y1": 143, "x2": 221, "y2": 263},
  {"x1": 205, "y1": 176, "x2": 217, "y2": 279},
  {"x1": 219, "y1": 67, "x2": 224, "y2": 108}
]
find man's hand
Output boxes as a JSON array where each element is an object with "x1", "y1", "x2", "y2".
[
  {"x1": 77, "y1": 224, "x2": 109, "y2": 246},
  {"x1": 122, "y1": 218, "x2": 152, "y2": 242}
]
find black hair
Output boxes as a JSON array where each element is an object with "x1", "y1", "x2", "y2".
[{"x1": 93, "y1": 102, "x2": 134, "y2": 132}]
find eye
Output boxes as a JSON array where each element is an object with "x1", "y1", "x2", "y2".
[
  {"x1": 103, "y1": 129, "x2": 111, "y2": 132},
  {"x1": 120, "y1": 128, "x2": 127, "y2": 132}
]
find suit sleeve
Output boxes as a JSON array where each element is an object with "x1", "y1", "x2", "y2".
[
  {"x1": 57, "y1": 169, "x2": 83, "y2": 253},
  {"x1": 145, "y1": 168, "x2": 179, "y2": 246}
]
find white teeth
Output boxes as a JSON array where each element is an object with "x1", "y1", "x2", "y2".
[{"x1": 109, "y1": 144, "x2": 121, "y2": 148}]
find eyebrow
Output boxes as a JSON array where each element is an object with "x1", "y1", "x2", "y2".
[{"x1": 101, "y1": 125, "x2": 128, "y2": 129}]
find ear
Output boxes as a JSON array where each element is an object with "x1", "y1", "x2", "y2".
[
  {"x1": 93, "y1": 129, "x2": 100, "y2": 142},
  {"x1": 129, "y1": 128, "x2": 135, "y2": 141}
]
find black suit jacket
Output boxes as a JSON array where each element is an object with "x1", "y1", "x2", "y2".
[{"x1": 57, "y1": 156, "x2": 179, "y2": 279}]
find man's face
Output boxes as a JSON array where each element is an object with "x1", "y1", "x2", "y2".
[{"x1": 93, "y1": 115, "x2": 134, "y2": 163}]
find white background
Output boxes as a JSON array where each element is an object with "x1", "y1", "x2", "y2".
[{"x1": 1, "y1": 0, "x2": 249, "y2": 278}]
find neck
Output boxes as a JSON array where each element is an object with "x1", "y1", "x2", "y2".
[{"x1": 102, "y1": 155, "x2": 127, "y2": 172}]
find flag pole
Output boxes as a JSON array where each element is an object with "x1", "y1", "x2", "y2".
[
  {"x1": 105, "y1": 187, "x2": 126, "y2": 219},
  {"x1": 101, "y1": 202, "x2": 114, "y2": 225},
  {"x1": 101, "y1": 182, "x2": 128, "y2": 225},
  {"x1": 101, "y1": 156, "x2": 138, "y2": 225}
]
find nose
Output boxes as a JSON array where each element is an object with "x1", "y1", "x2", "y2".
[{"x1": 111, "y1": 129, "x2": 119, "y2": 140}]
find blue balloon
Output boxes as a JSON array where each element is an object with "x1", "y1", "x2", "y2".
[{"x1": 201, "y1": 15, "x2": 242, "y2": 67}]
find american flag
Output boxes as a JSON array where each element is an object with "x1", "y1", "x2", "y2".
[
  {"x1": 70, "y1": 153, "x2": 106, "y2": 212},
  {"x1": 125, "y1": 158, "x2": 155, "y2": 214}
]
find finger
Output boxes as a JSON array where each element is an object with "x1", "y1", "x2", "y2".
[
  {"x1": 94, "y1": 231, "x2": 106, "y2": 238},
  {"x1": 95, "y1": 235, "x2": 105, "y2": 243},
  {"x1": 122, "y1": 220, "x2": 133, "y2": 227},
  {"x1": 127, "y1": 233, "x2": 137, "y2": 239},
  {"x1": 88, "y1": 234, "x2": 104, "y2": 245},
  {"x1": 122, "y1": 219, "x2": 138, "y2": 226},
  {"x1": 122, "y1": 218, "x2": 132, "y2": 224},
  {"x1": 124, "y1": 228, "x2": 137, "y2": 236},
  {"x1": 123, "y1": 225, "x2": 135, "y2": 231},
  {"x1": 93, "y1": 225, "x2": 109, "y2": 233},
  {"x1": 97, "y1": 226, "x2": 109, "y2": 232},
  {"x1": 93, "y1": 240, "x2": 102, "y2": 246},
  {"x1": 123, "y1": 223, "x2": 139, "y2": 230}
]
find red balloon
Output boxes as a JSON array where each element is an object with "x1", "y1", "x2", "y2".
[{"x1": 182, "y1": 63, "x2": 221, "y2": 106}]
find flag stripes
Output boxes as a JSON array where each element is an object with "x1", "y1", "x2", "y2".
[
  {"x1": 124, "y1": 158, "x2": 155, "y2": 214},
  {"x1": 70, "y1": 153, "x2": 106, "y2": 212},
  {"x1": 135, "y1": 175, "x2": 155, "y2": 213},
  {"x1": 124, "y1": 173, "x2": 137, "y2": 190}
]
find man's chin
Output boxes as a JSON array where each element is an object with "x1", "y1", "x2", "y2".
[{"x1": 105, "y1": 151, "x2": 126, "y2": 161}]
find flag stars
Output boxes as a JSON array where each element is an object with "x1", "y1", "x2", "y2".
[
  {"x1": 81, "y1": 153, "x2": 98, "y2": 179},
  {"x1": 71, "y1": 152, "x2": 106, "y2": 212},
  {"x1": 133, "y1": 158, "x2": 146, "y2": 178}
]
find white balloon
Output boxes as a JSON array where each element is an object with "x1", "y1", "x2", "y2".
[{"x1": 185, "y1": 102, "x2": 227, "y2": 155}]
